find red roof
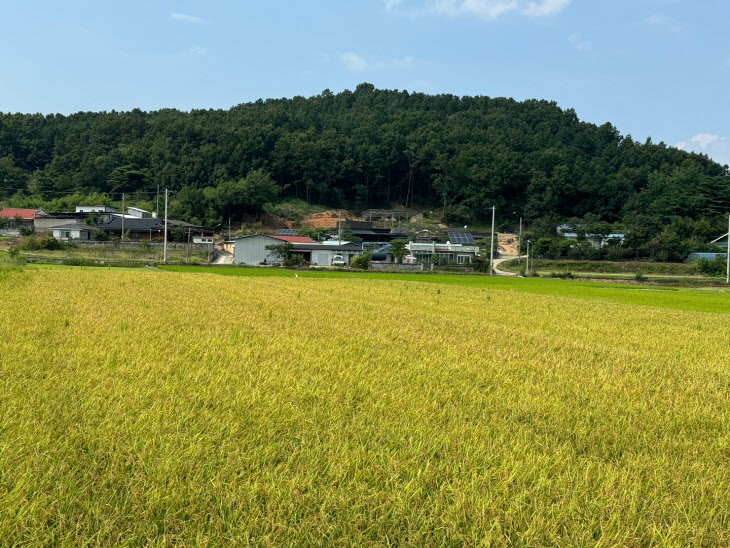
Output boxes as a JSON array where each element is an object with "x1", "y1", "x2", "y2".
[
  {"x1": 271, "y1": 235, "x2": 317, "y2": 243},
  {"x1": 0, "y1": 208, "x2": 46, "y2": 219}
]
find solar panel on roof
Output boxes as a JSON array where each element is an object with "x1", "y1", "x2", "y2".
[
  {"x1": 447, "y1": 231, "x2": 475, "y2": 244},
  {"x1": 276, "y1": 229, "x2": 297, "y2": 236}
]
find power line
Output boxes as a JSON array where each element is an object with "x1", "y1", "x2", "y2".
[{"x1": 0, "y1": 186, "x2": 174, "y2": 197}]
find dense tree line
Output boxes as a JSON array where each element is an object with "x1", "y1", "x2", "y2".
[{"x1": 1, "y1": 83, "x2": 728, "y2": 245}]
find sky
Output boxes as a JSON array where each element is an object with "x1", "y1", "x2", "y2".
[{"x1": 0, "y1": 0, "x2": 728, "y2": 166}]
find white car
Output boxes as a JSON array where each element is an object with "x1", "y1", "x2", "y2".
[{"x1": 331, "y1": 255, "x2": 346, "y2": 266}]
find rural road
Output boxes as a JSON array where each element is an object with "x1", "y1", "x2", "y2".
[
  {"x1": 213, "y1": 249, "x2": 234, "y2": 264},
  {"x1": 493, "y1": 255, "x2": 521, "y2": 276}
]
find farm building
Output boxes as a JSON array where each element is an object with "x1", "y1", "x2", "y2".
[
  {"x1": 291, "y1": 242, "x2": 363, "y2": 266},
  {"x1": 232, "y1": 234, "x2": 317, "y2": 265},
  {"x1": 232, "y1": 234, "x2": 363, "y2": 266}
]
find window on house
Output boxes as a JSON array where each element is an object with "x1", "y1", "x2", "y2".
[{"x1": 457, "y1": 255, "x2": 469, "y2": 264}]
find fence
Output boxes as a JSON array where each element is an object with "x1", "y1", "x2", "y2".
[
  {"x1": 71, "y1": 240, "x2": 211, "y2": 251},
  {"x1": 370, "y1": 262, "x2": 432, "y2": 272}
]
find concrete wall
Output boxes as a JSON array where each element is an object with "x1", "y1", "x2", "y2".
[
  {"x1": 371, "y1": 262, "x2": 430, "y2": 271},
  {"x1": 53, "y1": 228, "x2": 92, "y2": 240},
  {"x1": 71, "y1": 240, "x2": 210, "y2": 250}
]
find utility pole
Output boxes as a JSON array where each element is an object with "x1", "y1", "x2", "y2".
[
  {"x1": 489, "y1": 205, "x2": 496, "y2": 276},
  {"x1": 156, "y1": 185, "x2": 160, "y2": 218},
  {"x1": 518, "y1": 217, "x2": 522, "y2": 265},
  {"x1": 726, "y1": 215, "x2": 729, "y2": 284},
  {"x1": 338, "y1": 210, "x2": 342, "y2": 243},
  {"x1": 187, "y1": 228, "x2": 192, "y2": 264},
  {"x1": 525, "y1": 240, "x2": 530, "y2": 275},
  {"x1": 228, "y1": 217, "x2": 231, "y2": 241},
  {"x1": 163, "y1": 188, "x2": 168, "y2": 263},
  {"x1": 121, "y1": 193, "x2": 125, "y2": 240}
]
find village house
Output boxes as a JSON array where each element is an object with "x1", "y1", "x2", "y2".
[{"x1": 0, "y1": 209, "x2": 47, "y2": 235}]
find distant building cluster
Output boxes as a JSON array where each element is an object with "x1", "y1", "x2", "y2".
[{"x1": 0, "y1": 205, "x2": 212, "y2": 242}]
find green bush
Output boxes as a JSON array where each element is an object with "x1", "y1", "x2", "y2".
[
  {"x1": 18, "y1": 235, "x2": 64, "y2": 251},
  {"x1": 283, "y1": 253, "x2": 305, "y2": 267},
  {"x1": 695, "y1": 256, "x2": 727, "y2": 277},
  {"x1": 351, "y1": 253, "x2": 372, "y2": 270}
]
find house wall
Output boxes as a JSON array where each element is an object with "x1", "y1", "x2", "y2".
[
  {"x1": 53, "y1": 228, "x2": 92, "y2": 240},
  {"x1": 233, "y1": 235, "x2": 280, "y2": 265}
]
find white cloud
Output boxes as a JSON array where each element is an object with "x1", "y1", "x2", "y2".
[
  {"x1": 384, "y1": 0, "x2": 404, "y2": 10},
  {"x1": 340, "y1": 52, "x2": 368, "y2": 71},
  {"x1": 181, "y1": 45, "x2": 208, "y2": 57},
  {"x1": 170, "y1": 12, "x2": 208, "y2": 24},
  {"x1": 340, "y1": 52, "x2": 418, "y2": 71},
  {"x1": 569, "y1": 32, "x2": 592, "y2": 52},
  {"x1": 384, "y1": 0, "x2": 570, "y2": 20},
  {"x1": 690, "y1": 133, "x2": 723, "y2": 149},
  {"x1": 524, "y1": 0, "x2": 571, "y2": 17},
  {"x1": 646, "y1": 14, "x2": 681, "y2": 32},
  {"x1": 675, "y1": 134, "x2": 730, "y2": 167}
]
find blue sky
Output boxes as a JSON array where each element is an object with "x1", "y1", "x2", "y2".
[{"x1": 1, "y1": 0, "x2": 728, "y2": 166}]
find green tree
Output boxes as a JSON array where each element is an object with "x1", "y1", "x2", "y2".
[
  {"x1": 265, "y1": 242, "x2": 294, "y2": 262},
  {"x1": 389, "y1": 239, "x2": 408, "y2": 263}
]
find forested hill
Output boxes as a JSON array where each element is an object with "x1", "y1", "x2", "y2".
[{"x1": 0, "y1": 83, "x2": 727, "y2": 229}]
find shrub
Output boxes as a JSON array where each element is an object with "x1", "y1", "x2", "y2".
[
  {"x1": 351, "y1": 253, "x2": 371, "y2": 270},
  {"x1": 695, "y1": 256, "x2": 726, "y2": 277},
  {"x1": 18, "y1": 235, "x2": 64, "y2": 251},
  {"x1": 283, "y1": 253, "x2": 305, "y2": 267}
]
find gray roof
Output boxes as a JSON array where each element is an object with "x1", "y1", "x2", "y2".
[
  {"x1": 292, "y1": 243, "x2": 363, "y2": 252},
  {"x1": 100, "y1": 217, "x2": 165, "y2": 231},
  {"x1": 52, "y1": 223, "x2": 98, "y2": 231}
]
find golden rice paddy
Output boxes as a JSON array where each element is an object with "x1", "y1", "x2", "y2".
[{"x1": 1, "y1": 268, "x2": 730, "y2": 545}]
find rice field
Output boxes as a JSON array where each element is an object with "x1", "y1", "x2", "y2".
[{"x1": 2, "y1": 267, "x2": 730, "y2": 545}]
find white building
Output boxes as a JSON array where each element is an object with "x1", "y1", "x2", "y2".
[
  {"x1": 52, "y1": 224, "x2": 97, "y2": 241},
  {"x1": 75, "y1": 205, "x2": 116, "y2": 213},
  {"x1": 407, "y1": 241, "x2": 480, "y2": 264}
]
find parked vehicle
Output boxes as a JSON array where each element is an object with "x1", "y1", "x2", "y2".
[{"x1": 331, "y1": 254, "x2": 346, "y2": 266}]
